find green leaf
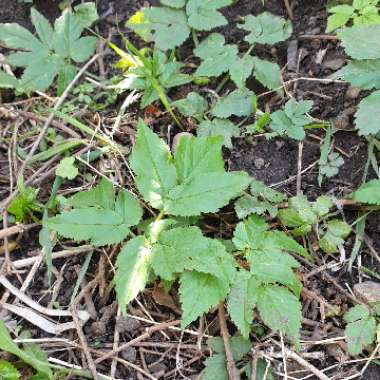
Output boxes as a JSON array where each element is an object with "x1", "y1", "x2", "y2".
[
  {"x1": 152, "y1": 226, "x2": 236, "y2": 282},
  {"x1": 202, "y1": 354, "x2": 229, "y2": 380},
  {"x1": 252, "y1": 57, "x2": 282, "y2": 90},
  {"x1": 270, "y1": 100, "x2": 313, "y2": 140},
  {"x1": 115, "y1": 236, "x2": 152, "y2": 312},
  {"x1": 174, "y1": 135, "x2": 225, "y2": 183},
  {"x1": 0, "y1": 70, "x2": 18, "y2": 89},
  {"x1": 69, "y1": 36, "x2": 98, "y2": 63},
  {"x1": 345, "y1": 314, "x2": 376, "y2": 355},
  {"x1": 0, "y1": 360, "x2": 20, "y2": 380},
  {"x1": 172, "y1": 92, "x2": 208, "y2": 122},
  {"x1": 31, "y1": 8, "x2": 54, "y2": 49},
  {"x1": 179, "y1": 271, "x2": 230, "y2": 327},
  {"x1": 129, "y1": 120, "x2": 177, "y2": 209},
  {"x1": 355, "y1": 91, "x2": 380, "y2": 135},
  {"x1": 165, "y1": 171, "x2": 251, "y2": 216},
  {"x1": 353, "y1": 179, "x2": 380, "y2": 204},
  {"x1": 319, "y1": 219, "x2": 351, "y2": 254},
  {"x1": 209, "y1": 336, "x2": 251, "y2": 360},
  {"x1": 7, "y1": 187, "x2": 41, "y2": 222},
  {"x1": 338, "y1": 25, "x2": 380, "y2": 59},
  {"x1": 250, "y1": 179, "x2": 286, "y2": 203},
  {"x1": 319, "y1": 152, "x2": 344, "y2": 179},
  {"x1": 0, "y1": 321, "x2": 53, "y2": 379},
  {"x1": 160, "y1": 0, "x2": 186, "y2": 7},
  {"x1": 0, "y1": 22, "x2": 45, "y2": 51},
  {"x1": 326, "y1": 5, "x2": 354, "y2": 32},
  {"x1": 239, "y1": 12, "x2": 292, "y2": 46},
  {"x1": 57, "y1": 65, "x2": 76, "y2": 96},
  {"x1": 194, "y1": 33, "x2": 238, "y2": 77},
  {"x1": 235, "y1": 194, "x2": 278, "y2": 219},
  {"x1": 227, "y1": 270, "x2": 260, "y2": 338},
  {"x1": 127, "y1": 8, "x2": 190, "y2": 50},
  {"x1": 74, "y1": 2, "x2": 99, "y2": 29},
  {"x1": 186, "y1": 0, "x2": 232, "y2": 31},
  {"x1": 229, "y1": 55, "x2": 255, "y2": 89},
  {"x1": 344, "y1": 305, "x2": 370, "y2": 323},
  {"x1": 56, "y1": 157, "x2": 78, "y2": 180},
  {"x1": 257, "y1": 285, "x2": 302, "y2": 346},
  {"x1": 48, "y1": 180, "x2": 142, "y2": 246},
  {"x1": 312, "y1": 195, "x2": 333, "y2": 217},
  {"x1": 212, "y1": 89, "x2": 256, "y2": 118},
  {"x1": 198, "y1": 119, "x2": 240, "y2": 149},
  {"x1": 335, "y1": 60, "x2": 380, "y2": 90}
]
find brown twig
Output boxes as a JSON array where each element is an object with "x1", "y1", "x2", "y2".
[
  {"x1": 283, "y1": 0, "x2": 294, "y2": 20},
  {"x1": 298, "y1": 34, "x2": 339, "y2": 40},
  {"x1": 0, "y1": 223, "x2": 39, "y2": 240},
  {"x1": 218, "y1": 303, "x2": 240, "y2": 380}
]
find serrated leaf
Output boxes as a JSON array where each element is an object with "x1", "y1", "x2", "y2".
[
  {"x1": 152, "y1": 226, "x2": 236, "y2": 281},
  {"x1": 165, "y1": 171, "x2": 251, "y2": 216},
  {"x1": 335, "y1": 60, "x2": 380, "y2": 90},
  {"x1": 257, "y1": 285, "x2": 302, "y2": 346},
  {"x1": 186, "y1": 0, "x2": 232, "y2": 31},
  {"x1": 194, "y1": 33, "x2": 238, "y2": 77},
  {"x1": 326, "y1": 5, "x2": 354, "y2": 32},
  {"x1": 355, "y1": 91, "x2": 380, "y2": 135},
  {"x1": 48, "y1": 184, "x2": 142, "y2": 246},
  {"x1": 319, "y1": 219, "x2": 351, "y2": 254},
  {"x1": 353, "y1": 179, "x2": 380, "y2": 204},
  {"x1": 227, "y1": 270, "x2": 260, "y2": 338},
  {"x1": 115, "y1": 236, "x2": 152, "y2": 312},
  {"x1": 129, "y1": 120, "x2": 177, "y2": 209},
  {"x1": 127, "y1": 8, "x2": 190, "y2": 50},
  {"x1": 74, "y1": 2, "x2": 99, "y2": 29},
  {"x1": 338, "y1": 25, "x2": 380, "y2": 59},
  {"x1": 212, "y1": 89, "x2": 256, "y2": 118},
  {"x1": 252, "y1": 57, "x2": 282, "y2": 90},
  {"x1": 234, "y1": 194, "x2": 278, "y2": 219},
  {"x1": 160, "y1": 0, "x2": 186, "y2": 7},
  {"x1": 56, "y1": 157, "x2": 78, "y2": 180},
  {"x1": 0, "y1": 70, "x2": 18, "y2": 89},
  {"x1": 174, "y1": 135, "x2": 224, "y2": 182},
  {"x1": 0, "y1": 321, "x2": 53, "y2": 379},
  {"x1": 344, "y1": 305, "x2": 370, "y2": 323},
  {"x1": 209, "y1": 336, "x2": 251, "y2": 360},
  {"x1": 312, "y1": 196, "x2": 333, "y2": 217},
  {"x1": 239, "y1": 12, "x2": 292, "y2": 46},
  {"x1": 230, "y1": 55, "x2": 255, "y2": 89},
  {"x1": 31, "y1": 8, "x2": 54, "y2": 49},
  {"x1": 172, "y1": 92, "x2": 208, "y2": 122},
  {"x1": 0, "y1": 360, "x2": 20, "y2": 380},
  {"x1": 345, "y1": 315, "x2": 376, "y2": 355},
  {"x1": 250, "y1": 179, "x2": 286, "y2": 203},
  {"x1": 179, "y1": 271, "x2": 230, "y2": 327},
  {"x1": 202, "y1": 354, "x2": 229, "y2": 380},
  {"x1": 198, "y1": 119, "x2": 240, "y2": 149}
]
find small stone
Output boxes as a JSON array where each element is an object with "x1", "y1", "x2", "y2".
[
  {"x1": 332, "y1": 114, "x2": 350, "y2": 130},
  {"x1": 354, "y1": 281, "x2": 380, "y2": 303},
  {"x1": 254, "y1": 158, "x2": 265, "y2": 169},
  {"x1": 346, "y1": 86, "x2": 361, "y2": 100},
  {"x1": 90, "y1": 321, "x2": 106, "y2": 337},
  {"x1": 117, "y1": 316, "x2": 141, "y2": 334},
  {"x1": 121, "y1": 347, "x2": 137, "y2": 363}
]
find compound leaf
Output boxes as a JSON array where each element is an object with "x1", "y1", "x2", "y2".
[
  {"x1": 212, "y1": 89, "x2": 256, "y2": 118},
  {"x1": 56, "y1": 157, "x2": 78, "y2": 180},
  {"x1": 194, "y1": 33, "x2": 238, "y2": 77},
  {"x1": 48, "y1": 182, "x2": 142, "y2": 246},
  {"x1": 115, "y1": 236, "x2": 152, "y2": 313},
  {"x1": 186, "y1": 0, "x2": 232, "y2": 31},
  {"x1": 198, "y1": 119, "x2": 240, "y2": 149},
  {"x1": 74, "y1": 2, "x2": 99, "y2": 29},
  {"x1": 257, "y1": 285, "x2": 302, "y2": 347},
  {"x1": 172, "y1": 92, "x2": 208, "y2": 122},
  {"x1": 239, "y1": 12, "x2": 292, "y2": 46},
  {"x1": 130, "y1": 120, "x2": 177, "y2": 209},
  {"x1": 180, "y1": 271, "x2": 230, "y2": 327},
  {"x1": 127, "y1": 8, "x2": 190, "y2": 50},
  {"x1": 345, "y1": 314, "x2": 376, "y2": 355},
  {"x1": 354, "y1": 91, "x2": 380, "y2": 135}
]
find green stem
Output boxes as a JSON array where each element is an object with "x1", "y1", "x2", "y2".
[{"x1": 192, "y1": 28, "x2": 199, "y2": 47}]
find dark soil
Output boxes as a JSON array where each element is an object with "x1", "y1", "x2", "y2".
[{"x1": 1, "y1": 0, "x2": 380, "y2": 379}]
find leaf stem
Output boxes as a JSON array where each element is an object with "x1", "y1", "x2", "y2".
[{"x1": 192, "y1": 29, "x2": 199, "y2": 47}]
